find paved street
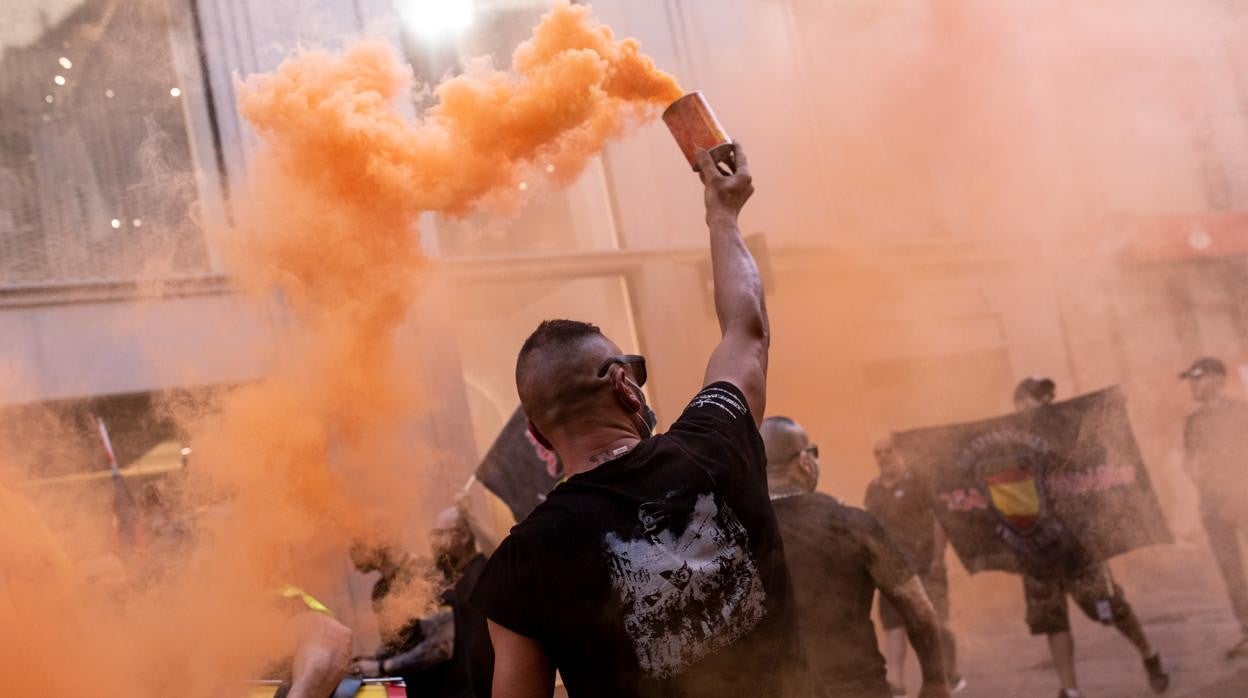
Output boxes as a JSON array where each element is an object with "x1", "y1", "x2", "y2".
[{"x1": 887, "y1": 543, "x2": 1248, "y2": 698}]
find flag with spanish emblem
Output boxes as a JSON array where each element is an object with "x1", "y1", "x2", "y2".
[{"x1": 892, "y1": 387, "x2": 1172, "y2": 578}]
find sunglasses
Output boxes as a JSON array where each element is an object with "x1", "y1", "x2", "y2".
[
  {"x1": 768, "y1": 444, "x2": 818, "y2": 466},
  {"x1": 597, "y1": 354, "x2": 648, "y2": 387}
]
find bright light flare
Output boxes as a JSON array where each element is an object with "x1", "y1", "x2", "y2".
[
  {"x1": 58, "y1": 56, "x2": 72, "y2": 69},
  {"x1": 401, "y1": 0, "x2": 474, "y2": 40},
  {"x1": 53, "y1": 75, "x2": 65, "y2": 86}
]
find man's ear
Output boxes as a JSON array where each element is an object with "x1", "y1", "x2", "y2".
[
  {"x1": 801, "y1": 454, "x2": 819, "y2": 487},
  {"x1": 527, "y1": 420, "x2": 555, "y2": 451},
  {"x1": 610, "y1": 368, "x2": 643, "y2": 412}
]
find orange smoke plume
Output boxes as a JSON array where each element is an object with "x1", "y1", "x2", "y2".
[{"x1": 0, "y1": 3, "x2": 680, "y2": 697}]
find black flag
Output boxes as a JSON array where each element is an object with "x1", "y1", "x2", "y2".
[
  {"x1": 475, "y1": 408, "x2": 563, "y2": 522},
  {"x1": 893, "y1": 387, "x2": 1172, "y2": 578}
]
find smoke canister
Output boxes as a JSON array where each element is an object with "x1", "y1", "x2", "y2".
[{"x1": 662, "y1": 91, "x2": 736, "y2": 174}]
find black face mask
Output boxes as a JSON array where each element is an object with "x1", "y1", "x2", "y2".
[{"x1": 628, "y1": 378, "x2": 658, "y2": 438}]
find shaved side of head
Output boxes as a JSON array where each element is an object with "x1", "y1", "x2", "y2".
[
  {"x1": 516, "y1": 319, "x2": 620, "y2": 439},
  {"x1": 761, "y1": 415, "x2": 808, "y2": 477}
]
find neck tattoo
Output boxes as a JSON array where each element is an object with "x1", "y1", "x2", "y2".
[
  {"x1": 588, "y1": 444, "x2": 633, "y2": 467},
  {"x1": 769, "y1": 484, "x2": 806, "y2": 501}
]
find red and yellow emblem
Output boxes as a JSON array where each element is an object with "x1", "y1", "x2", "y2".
[{"x1": 983, "y1": 467, "x2": 1041, "y2": 532}]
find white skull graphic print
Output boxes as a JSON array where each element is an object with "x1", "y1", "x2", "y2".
[{"x1": 603, "y1": 490, "x2": 767, "y2": 678}]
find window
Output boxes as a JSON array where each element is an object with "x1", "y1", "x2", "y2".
[
  {"x1": 0, "y1": 0, "x2": 216, "y2": 287},
  {"x1": 396, "y1": 0, "x2": 621, "y2": 258}
]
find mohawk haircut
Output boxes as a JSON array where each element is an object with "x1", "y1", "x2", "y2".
[
  {"x1": 517, "y1": 319, "x2": 603, "y2": 365},
  {"x1": 516, "y1": 319, "x2": 610, "y2": 433}
]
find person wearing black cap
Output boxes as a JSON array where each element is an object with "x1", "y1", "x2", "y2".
[
  {"x1": 1180, "y1": 357, "x2": 1248, "y2": 657},
  {"x1": 1014, "y1": 376, "x2": 1057, "y2": 408},
  {"x1": 1012, "y1": 377, "x2": 1169, "y2": 698}
]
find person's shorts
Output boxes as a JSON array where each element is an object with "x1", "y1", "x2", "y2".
[
  {"x1": 879, "y1": 570, "x2": 950, "y2": 630},
  {"x1": 1022, "y1": 564, "x2": 1131, "y2": 635}
]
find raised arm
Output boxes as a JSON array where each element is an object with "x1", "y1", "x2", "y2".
[
  {"x1": 878, "y1": 577, "x2": 951, "y2": 698},
  {"x1": 697, "y1": 144, "x2": 769, "y2": 424}
]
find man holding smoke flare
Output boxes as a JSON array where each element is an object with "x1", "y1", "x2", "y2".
[{"x1": 470, "y1": 143, "x2": 823, "y2": 697}]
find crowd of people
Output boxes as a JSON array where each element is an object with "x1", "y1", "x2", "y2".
[
  {"x1": 13, "y1": 141, "x2": 1244, "y2": 698},
  {"x1": 272, "y1": 142, "x2": 1248, "y2": 698},
  {"x1": 301, "y1": 141, "x2": 1230, "y2": 698}
]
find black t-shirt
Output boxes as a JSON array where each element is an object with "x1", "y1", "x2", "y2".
[
  {"x1": 1185, "y1": 398, "x2": 1248, "y2": 504},
  {"x1": 773, "y1": 493, "x2": 913, "y2": 697},
  {"x1": 864, "y1": 471, "x2": 936, "y2": 571},
  {"x1": 471, "y1": 382, "x2": 818, "y2": 698},
  {"x1": 443, "y1": 554, "x2": 493, "y2": 698},
  {"x1": 382, "y1": 555, "x2": 493, "y2": 697},
  {"x1": 370, "y1": 559, "x2": 448, "y2": 694}
]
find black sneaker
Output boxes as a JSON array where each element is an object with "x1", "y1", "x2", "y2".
[
  {"x1": 1227, "y1": 636, "x2": 1248, "y2": 659},
  {"x1": 1144, "y1": 652, "x2": 1170, "y2": 693}
]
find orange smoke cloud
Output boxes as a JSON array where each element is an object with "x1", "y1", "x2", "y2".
[
  {"x1": 238, "y1": 1, "x2": 681, "y2": 220},
  {"x1": 0, "y1": 3, "x2": 679, "y2": 696}
]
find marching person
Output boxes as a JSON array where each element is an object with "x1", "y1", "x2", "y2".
[
  {"x1": 1179, "y1": 357, "x2": 1248, "y2": 658},
  {"x1": 865, "y1": 436, "x2": 964, "y2": 695},
  {"x1": 1012, "y1": 377, "x2": 1168, "y2": 698},
  {"x1": 763, "y1": 416, "x2": 951, "y2": 698}
]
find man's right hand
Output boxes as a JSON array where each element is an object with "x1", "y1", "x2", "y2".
[{"x1": 696, "y1": 144, "x2": 753, "y2": 222}]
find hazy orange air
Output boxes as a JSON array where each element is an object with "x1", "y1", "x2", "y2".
[{"x1": 0, "y1": 3, "x2": 680, "y2": 696}]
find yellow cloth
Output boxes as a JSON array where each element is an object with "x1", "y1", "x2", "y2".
[{"x1": 277, "y1": 584, "x2": 334, "y2": 616}]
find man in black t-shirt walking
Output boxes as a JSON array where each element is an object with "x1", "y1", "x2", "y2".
[
  {"x1": 471, "y1": 144, "x2": 820, "y2": 698},
  {"x1": 762, "y1": 417, "x2": 951, "y2": 698},
  {"x1": 1180, "y1": 356, "x2": 1248, "y2": 658},
  {"x1": 865, "y1": 436, "x2": 963, "y2": 695}
]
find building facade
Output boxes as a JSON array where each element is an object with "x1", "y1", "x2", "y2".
[{"x1": 2, "y1": 0, "x2": 1247, "y2": 515}]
